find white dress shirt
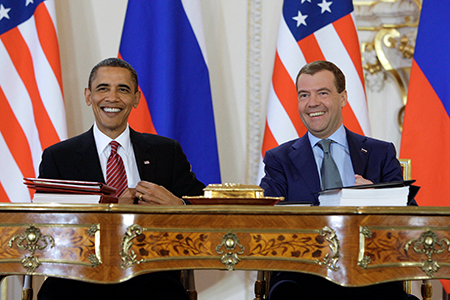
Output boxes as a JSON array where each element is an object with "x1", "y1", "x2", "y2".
[{"x1": 93, "y1": 123, "x2": 141, "y2": 188}]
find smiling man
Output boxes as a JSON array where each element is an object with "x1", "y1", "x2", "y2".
[
  {"x1": 260, "y1": 60, "x2": 403, "y2": 205},
  {"x1": 37, "y1": 58, "x2": 205, "y2": 300},
  {"x1": 259, "y1": 61, "x2": 411, "y2": 300}
]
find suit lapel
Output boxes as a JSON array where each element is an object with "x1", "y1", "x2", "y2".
[
  {"x1": 130, "y1": 129, "x2": 156, "y2": 182},
  {"x1": 74, "y1": 128, "x2": 105, "y2": 182},
  {"x1": 346, "y1": 128, "x2": 369, "y2": 177},
  {"x1": 288, "y1": 135, "x2": 321, "y2": 194}
]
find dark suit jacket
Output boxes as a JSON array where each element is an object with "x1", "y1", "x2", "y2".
[
  {"x1": 260, "y1": 128, "x2": 403, "y2": 206},
  {"x1": 39, "y1": 127, "x2": 205, "y2": 198}
]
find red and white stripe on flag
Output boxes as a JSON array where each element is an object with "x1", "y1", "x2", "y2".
[
  {"x1": 0, "y1": 0, "x2": 66, "y2": 202},
  {"x1": 258, "y1": 0, "x2": 369, "y2": 181}
]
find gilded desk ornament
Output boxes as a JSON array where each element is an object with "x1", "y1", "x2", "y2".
[
  {"x1": 8, "y1": 225, "x2": 55, "y2": 255},
  {"x1": 361, "y1": 226, "x2": 372, "y2": 238},
  {"x1": 88, "y1": 224, "x2": 100, "y2": 236},
  {"x1": 21, "y1": 255, "x2": 41, "y2": 273},
  {"x1": 316, "y1": 226, "x2": 340, "y2": 271},
  {"x1": 8, "y1": 225, "x2": 54, "y2": 273},
  {"x1": 120, "y1": 224, "x2": 144, "y2": 269},
  {"x1": 358, "y1": 256, "x2": 372, "y2": 269},
  {"x1": 358, "y1": 226, "x2": 373, "y2": 269},
  {"x1": 405, "y1": 230, "x2": 450, "y2": 277},
  {"x1": 88, "y1": 254, "x2": 101, "y2": 268},
  {"x1": 216, "y1": 232, "x2": 244, "y2": 271}
]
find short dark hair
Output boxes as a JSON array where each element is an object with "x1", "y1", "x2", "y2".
[
  {"x1": 88, "y1": 57, "x2": 139, "y2": 92},
  {"x1": 296, "y1": 60, "x2": 346, "y2": 93}
]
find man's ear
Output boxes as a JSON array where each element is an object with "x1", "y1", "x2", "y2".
[
  {"x1": 84, "y1": 88, "x2": 92, "y2": 106},
  {"x1": 133, "y1": 90, "x2": 141, "y2": 108},
  {"x1": 340, "y1": 90, "x2": 348, "y2": 108}
]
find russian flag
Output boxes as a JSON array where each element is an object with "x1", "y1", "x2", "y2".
[
  {"x1": 401, "y1": 1, "x2": 450, "y2": 208},
  {"x1": 400, "y1": 1, "x2": 450, "y2": 293},
  {"x1": 118, "y1": 0, "x2": 221, "y2": 185}
]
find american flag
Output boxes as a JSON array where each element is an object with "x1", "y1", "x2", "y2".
[
  {"x1": 258, "y1": 0, "x2": 369, "y2": 180},
  {"x1": 0, "y1": 0, "x2": 66, "y2": 202}
]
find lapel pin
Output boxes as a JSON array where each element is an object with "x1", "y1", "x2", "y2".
[
  {"x1": 144, "y1": 161, "x2": 150, "y2": 165},
  {"x1": 361, "y1": 148, "x2": 368, "y2": 153}
]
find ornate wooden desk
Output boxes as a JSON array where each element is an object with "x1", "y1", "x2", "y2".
[{"x1": 0, "y1": 204, "x2": 448, "y2": 287}]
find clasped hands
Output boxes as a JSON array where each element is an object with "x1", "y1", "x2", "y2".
[{"x1": 118, "y1": 181, "x2": 185, "y2": 205}]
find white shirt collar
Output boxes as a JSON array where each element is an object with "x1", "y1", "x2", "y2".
[
  {"x1": 308, "y1": 124, "x2": 348, "y2": 149},
  {"x1": 93, "y1": 122, "x2": 132, "y2": 156}
]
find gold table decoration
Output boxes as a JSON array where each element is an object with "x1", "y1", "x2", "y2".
[{"x1": 183, "y1": 183, "x2": 284, "y2": 205}]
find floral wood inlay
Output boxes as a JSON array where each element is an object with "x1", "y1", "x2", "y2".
[
  {"x1": 120, "y1": 225, "x2": 214, "y2": 268},
  {"x1": 359, "y1": 227, "x2": 450, "y2": 277},
  {"x1": 405, "y1": 230, "x2": 450, "y2": 277},
  {"x1": 3, "y1": 224, "x2": 100, "y2": 271},
  {"x1": 361, "y1": 230, "x2": 419, "y2": 265},
  {"x1": 249, "y1": 231, "x2": 327, "y2": 259},
  {"x1": 248, "y1": 226, "x2": 340, "y2": 271},
  {"x1": 120, "y1": 225, "x2": 340, "y2": 271}
]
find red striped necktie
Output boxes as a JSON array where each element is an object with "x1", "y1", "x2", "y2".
[{"x1": 106, "y1": 141, "x2": 128, "y2": 197}]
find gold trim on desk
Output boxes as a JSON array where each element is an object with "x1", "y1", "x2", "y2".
[
  {"x1": 359, "y1": 225, "x2": 450, "y2": 277},
  {"x1": 119, "y1": 225, "x2": 341, "y2": 272},
  {"x1": 1, "y1": 222, "x2": 102, "y2": 273},
  {"x1": 1, "y1": 204, "x2": 450, "y2": 285}
]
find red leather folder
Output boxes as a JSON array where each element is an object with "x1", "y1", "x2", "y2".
[{"x1": 24, "y1": 178, "x2": 118, "y2": 204}]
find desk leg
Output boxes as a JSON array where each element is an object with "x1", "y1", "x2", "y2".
[
  {"x1": 421, "y1": 280, "x2": 432, "y2": 300},
  {"x1": 22, "y1": 275, "x2": 32, "y2": 300}
]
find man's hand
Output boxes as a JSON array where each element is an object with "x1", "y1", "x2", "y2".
[
  {"x1": 117, "y1": 188, "x2": 137, "y2": 204},
  {"x1": 130, "y1": 181, "x2": 184, "y2": 205},
  {"x1": 354, "y1": 174, "x2": 373, "y2": 186}
]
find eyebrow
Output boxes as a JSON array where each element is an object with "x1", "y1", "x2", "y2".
[
  {"x1": 94, "y1": 83, "x2": 132, "y2": 90},
  {"x1": 297, "y1": 87, "x2": 332, "y2": 94},
  {"x1": 117, "y1": 84, "x2": 132, "y2": 90}
]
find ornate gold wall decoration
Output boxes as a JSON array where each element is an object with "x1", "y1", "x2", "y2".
[{"x1": 355, "y1": 0, "x2": 421, "y2": 132}]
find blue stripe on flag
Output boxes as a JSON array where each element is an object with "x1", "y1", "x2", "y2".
[
  {"x1": 283, "y1": 0, "x2": 353, "y2": 41},
  {"x1": 0, "y1": 0, "x2": 46, "y2": 35},
  {"x1": 119, "y1": 0, "x2": 221, "y2": 185},
  {"x1": 413, "y1": 0, "x2": 450, "y2": 117}
]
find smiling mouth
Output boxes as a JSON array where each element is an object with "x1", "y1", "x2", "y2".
[
  {"x1": 102, "y1": 107, "x2": 122, "y2": 113},
  {"x1": 309, "y1": 112, "x2": 325, "y2": 117}
]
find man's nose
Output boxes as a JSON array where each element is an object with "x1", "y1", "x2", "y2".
[
  {"x1": 308, "y1": 94, "x2": 320, "y2": 106},
  {"x1": 106, "y1": 90, "x2": 118, "y2": 101}
]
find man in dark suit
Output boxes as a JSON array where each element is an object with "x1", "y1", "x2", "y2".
[
  {"x1": 260, "y1": 60, "x2": 411, "y2": 300},
  {"x1": 37, "y1": 58, "x2": 205, "y2": 300},
  {"x1": 260, "y1": 128, "x2": 402, "y2": 206}
]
